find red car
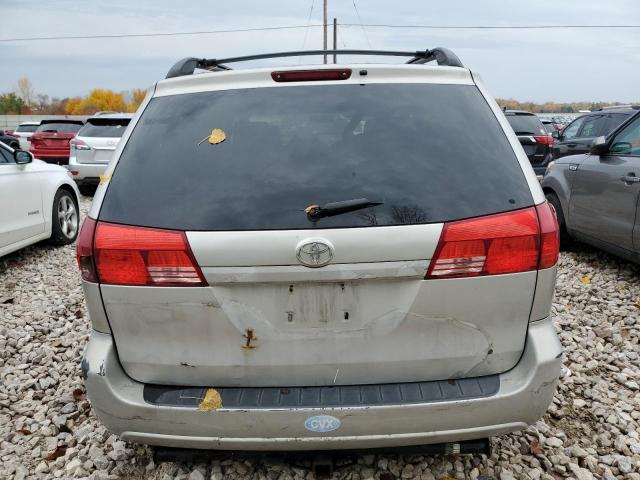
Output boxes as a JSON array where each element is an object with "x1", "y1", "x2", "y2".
[{"x1": 30, "y1": 119, "x2": 84, "y2": 164}]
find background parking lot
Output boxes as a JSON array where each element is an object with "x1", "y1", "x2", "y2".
[{"x1": 0, "y1": 197, "x2": 639, "y2": 479}]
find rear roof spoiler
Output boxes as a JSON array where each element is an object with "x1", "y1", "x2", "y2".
[
  {"x1": 165, "y1": 48, "x2": 464, "y2": 79},
  {"x1": 40, "y1": 119, "x2": 85, "y2": 125}
]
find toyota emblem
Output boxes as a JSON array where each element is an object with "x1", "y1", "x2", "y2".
[{"x1": 296, "y1": 239, "x2": 334, "y2": 268}]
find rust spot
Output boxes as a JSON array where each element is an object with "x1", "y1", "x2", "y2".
[
  {"x1": 243, "y1": 328, "x2": 257, "y2": 350},
  {"x1": 447, "y1": 379, "x2": 456, "y2": 385}
]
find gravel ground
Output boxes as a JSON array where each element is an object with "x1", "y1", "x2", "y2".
[{"x1": 1, "y1": 195, "x2": 639, "y2": 480}]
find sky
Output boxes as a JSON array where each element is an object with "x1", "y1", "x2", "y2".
[{"x1": 1, "y1": 0, "x2": 639, "y2": 103}]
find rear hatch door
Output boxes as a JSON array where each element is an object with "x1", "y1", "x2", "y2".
[
  {"x1": 506, "y1": 113, "x2": 548, "y2": 165},
  {"x1": 97, "y1": 80, "x2": 538, "y2": 387},
  {"x1": 32, "y1": 121, "x2": 83, "y2": 153},
  {"x1": 75, "y1": 118, "x2": 130, "y2": 164}
]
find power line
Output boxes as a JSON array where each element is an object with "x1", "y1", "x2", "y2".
[
  {"x1": 351, "y1": 1, "x2": 372, "y2": 48},
  {"x1": 2, "y1": 23, "x2": 640, "y2": 43},
  {"x1": 352, "y1": 23, "x2": 640, "y2": 30},
  {"x1": 300, "y1": 0, "x2": 316, "y2": 50}
]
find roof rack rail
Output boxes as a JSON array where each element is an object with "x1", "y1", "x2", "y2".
[{"x1": 165, "y1": 48, "x2": 464, "y2": 79}]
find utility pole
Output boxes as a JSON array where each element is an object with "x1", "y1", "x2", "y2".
[
  {"x1": 333, "y1": 18, "x2": 337, "y2": 64},
  {"x1": 323, "y1": 0, "x2": 328, "y2": 64}
]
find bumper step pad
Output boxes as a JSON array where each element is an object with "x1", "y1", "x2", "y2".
[{"x1": 143, "y1": 375, "x2": 499, "y2": 409}]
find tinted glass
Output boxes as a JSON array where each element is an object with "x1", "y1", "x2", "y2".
[
  {"x1": 0, "y1": 147, "x2": 13, "y2": 163},
  {"x1": 562, "y1": 117, "x2": 585, "y2": 140},
  {"x1": 604, "y1": 113, "x2": 632, "y2": 134},
  {"x1": 578, "y1": 115, "x2": 607, "y2": 138},
  {"x1": 78, "y1": 119, "x2": 130, "y2": 138},
  {"x1": 36, "y1": 123, "x2": 83, "y2": 134},
  {"x1": 505, "y1": 114, "x2": 546, "y2": 135},
  {"x1": 16, "y1": 124, "x2": 38, "y2": 133},
  {"x1": 611, "y1": 115, "x2": 640, "y2": 156},
  {"x1": 101, "y1": 84, "x2": 533, "y2": 231}
]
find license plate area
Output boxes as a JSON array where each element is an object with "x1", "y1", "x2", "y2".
[{"x1": 281, "y1": 282, "x2": 360, "y2": 331}]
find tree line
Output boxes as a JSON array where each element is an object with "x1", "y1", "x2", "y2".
[
  {"x1": 0, "y1": 78, "x2": 146, "y2": 115},
  {"x1": 1, "y1": 77, "x2": 637, "y2": 115},
  {"x1": 496, "y1": 98, "x2": 638, "y2": 113}
]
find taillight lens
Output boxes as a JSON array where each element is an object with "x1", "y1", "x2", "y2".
[
  {"x1": 70, "y1": 139, "x2": 91, "y2": 150},
  {"x1": 533, "y1": 135, "x2": 554, "y2": 145},
  {"x1": 93, "y1": 222, "x2": 207, "y2": 286},
  {"x1": 76, "y1": 217, "x2": 98, "y2": 282},
  {"x1": 426, "y1": 205, "x2": 558, "y2": 279},
  {"x1": 271, "y1": 69, "x2": 352, "y2": 82},
  {"x1": 537, "y1": 202, "x2": 560, "y2": 268}
]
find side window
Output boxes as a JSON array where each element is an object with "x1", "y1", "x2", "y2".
[
  {"x1": 604, "y1": 114, "x2": 630, "y2": 134},
  {"x1": 578, "y1": 115, "x2": 606, "y2": 138},
  {"x1": 0, "y1": 148, "x2": 14, "y2": 164},
  {"x1": 610, "y1": 116, "x2": 640, "y2": 156},
  {"x1": 562, "y1": 117, "x2": 585, "y2": 140}
]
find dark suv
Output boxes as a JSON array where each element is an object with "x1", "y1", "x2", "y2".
[
  {"x1": 504, "y1": 110, "x2": 553, "y2": 176},
  {"x1": 552, "y1": 106, "x2": 638, "y2": 160}
]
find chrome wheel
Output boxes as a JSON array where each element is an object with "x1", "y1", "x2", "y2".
[{"x1": 57, "y1": 195, "x2": 78, "y2": 239}]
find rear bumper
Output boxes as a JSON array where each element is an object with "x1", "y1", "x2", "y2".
[
  {"x1": 31, "y1": 149, "x2": 70, "y2": 164},
  {"x1": 66, "y1": 161, "x2": 107, "y2": 184},
  {"x1": 83, "y1": 317, "x2": 562, "y2": 451}
]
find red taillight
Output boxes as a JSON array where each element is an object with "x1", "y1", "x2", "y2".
[
  {"x1": 92, "y1": 222, "x2": 207, "y2": 286},
  {"x1": 271, "y1": 69, "x2": 352, "y2": 82},
  {"x1": 426, "y1": 205, "x2": 558, "y2": 279},
  {"x1": 533, "y1": 135, "x2": 554, "y2": 145},
  {"x1": 76, "y1": 217, "x2": 98, "y2": 282},
  {"x1": 536, "y1": 202, "x2": 560, "y2": 269}
]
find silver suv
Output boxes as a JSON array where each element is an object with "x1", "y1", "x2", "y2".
[
  {"x1": 68, "y1": 113, "x2": 132, "y2": 195},
  {"x1": 78, "y1": 49, "x2": 562, "y2": 452}
]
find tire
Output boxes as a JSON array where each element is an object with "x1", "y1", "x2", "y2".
[
  {"x1": 545, "y1": 192, "x2": 571, "y2": 248},
  {"x1": 49, "y1": 189, "x2": 79, "y2": 245}
]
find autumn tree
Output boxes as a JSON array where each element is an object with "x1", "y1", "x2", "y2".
[
  {"x1": 15, "y1": 77, "x2": 34, "y2": 107},
  {"x1": 64, "y1": 89, "x2": 127, "y2": 114},
  {"x1": 127, "y1": 88, "x2": 147, "y2": 112}
]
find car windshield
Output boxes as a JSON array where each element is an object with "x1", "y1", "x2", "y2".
[
  {"x1": 100, "y1": 83, "x2": 533, "y2": 231},
  {"x1": 16, "y1": 124, "x2": 39, "y2": 133},
  {"x1": 505, "y1": 114, "x2": 546, "y2": 135},
  {"x1": 36, "y1": 123, "x2": 83, "y2": 133},
  {"x1": 78, "y1": 119, "x2": 130, "y2": 138}
]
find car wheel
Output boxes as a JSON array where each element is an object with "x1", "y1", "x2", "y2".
[
  {"x1": 49, "y1": 189, "x2": 79, "y2": 245},
  {"x1": 545, "y1": 192, "x2": 570, "y2": 248}
]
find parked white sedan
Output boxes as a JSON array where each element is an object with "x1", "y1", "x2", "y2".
[{"x1": 0, "y1": 141, "x2": 80, "y2": 258}]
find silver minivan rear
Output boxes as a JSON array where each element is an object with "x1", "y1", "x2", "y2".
[
  {"x1": 68, "y1": 114, "x2": 132, "y2": 193},
  {"x1": 79, "y1": 55, "x2": 562, "y2": 451}
]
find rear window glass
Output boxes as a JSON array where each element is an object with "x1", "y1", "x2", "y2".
[
  {"x1": 79, "y1": 119, "x2": 130, "y2": 138},
  {"x1": 16, "y1": 124, "x2": 39, "y2": 133},
  {"x1": 36, "y1": 123, "x2": 83, "y2": 134},
  {"x1": 100, "y1": 83, "x2": 533, "y2": 231},
  {"x1": 505, "y1": 114, "x2": 546, "y2": 135}
]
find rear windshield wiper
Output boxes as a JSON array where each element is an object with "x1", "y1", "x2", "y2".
[{"x1": 304, "y1": 198, "x2": 383, "y2": 221}]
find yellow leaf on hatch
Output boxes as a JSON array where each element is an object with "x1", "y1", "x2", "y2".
[{"x1": 208, "y1": 128, "x2": 226, "y2": 145}]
